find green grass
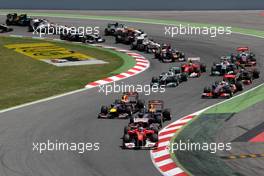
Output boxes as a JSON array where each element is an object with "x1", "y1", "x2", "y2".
[{"x1": 0, "y1": 36, "x2": 135, "y2": 109}]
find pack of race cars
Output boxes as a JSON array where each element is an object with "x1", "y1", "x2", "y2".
[
  {"x1": 203, "y1": 47, "x2": 259, "y2": 98},
  {"x1": 2, "y1": 13, "x2": 261, "y2": 150},
  {"x1": 98, "y1": 92, "x2": 171, "y2": 149}
]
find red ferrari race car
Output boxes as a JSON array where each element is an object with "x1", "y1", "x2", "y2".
[
  {"x1": 235, "y1": 47, "x2": 256, "y2": 67},
  {"x1": 202, "y1": 75, "x2": 243, "y2": 99},
  {"x1": 98, "y1": 92, "x2": 144, "y2": 119},
  {"x1": 181, "y1": 57, "x2": 206, "y2": 77},
  {"x1": 122, "y1": 126, "x2": 158, "y2": 149}
]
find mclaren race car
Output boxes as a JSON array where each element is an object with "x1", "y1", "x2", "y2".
[
  {"x1": 202, "y1": 75, "x2": 243, "y2": 99},
  {"x1": 235, "y1": 47, "x2": 256, "y2": 67},
  {"x1": 0, "y1": 24, "x2": 13, "y2": 33},
  {"x1": 98, "y1": 92, "x2": 144, "y2": 119},
  {"x1": 104, "y1": 22, "x2": 126, "y2": 36},
  {"x1": 6, "y1": 13, "x2": 31, "y2": 26},
  {"x1": 181, "y1": 57, "x2": 206, "y2": 77}
]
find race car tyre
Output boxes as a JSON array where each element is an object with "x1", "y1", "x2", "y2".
[
  {"x1": 181, "y1": 73, "x2": 188, "y2": 81},
  {"x1": 124, "y1": 126, "x2": 131, "y2": 134},
  {"x1": 201, "y1": 64, "x2": 207, "y2": 72},
  {"x1": 136, "y1": 100, "x2": 145, "y2": 110},
  {"x1": 104, "y1": 29, "x2": 109, "y2": 36},
  {"x1": 203, "y1": 87, "x2": 212, "y2": 93},
  {"x1": 129, "y1": 116, "x2": 134, "y2": 124},
  {"x1": 6, "y1": 20, "x2": 11, "y2": 26},
  {"x1": 115, "y1": 36, "x2": 121, "y2": 43},
  {"x1": 114, "y1": 99, "x2": 122, "y2": 104},
  {"x1": 130, "y1": 44, "x2": 136, "y2": 50},
  {"x1": 155, "y1": 116, "x2": 162, "y2": 124},
  {"x1": 150, "y1": 134, "x2": 158, "y2": 142},
  {"x1": 100, "y1": 106, "x2": 108, "y2": 114},
  {"x1": 252, "y1": 69, "x2": 260, "y2": 79},
  {"x1": 152, "y1": 76, "x2": 159, "y2": 83},
  {"x1": 126, "y1": 106, "x2": 133, "y2": 116},
  {"x1": 123, "y1": 134, "x2": 131, "y2": 143},
  {"x1": 162, "y1": 109, "x2": 171, "y2": 121},
  {"x1": 235, "y1": 81, "x2": 243, "y2": 91},
  {"x1": 150, "y1": 126, "x2": 159, "y2": 134}
]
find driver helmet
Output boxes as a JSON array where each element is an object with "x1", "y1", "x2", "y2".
[
  {"x1": 221, "y1": 81, "x2": 226, "y2": 85},
  {"x1": 138, "y1": 112, "x2": 144, "y2": 118},
  {"x1": 149, "y1": 104, "x2": 156, "y2": 113},
  {"x1": 139, "y1": 127, "x2": 144, "y2": 132},
  {"x1": 121, "y1": 95, "x2": 129, "y2": 102}
]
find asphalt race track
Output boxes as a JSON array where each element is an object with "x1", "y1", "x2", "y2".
[{"x1": 0, "y1": 11, "x2": 263, "y2": 176}]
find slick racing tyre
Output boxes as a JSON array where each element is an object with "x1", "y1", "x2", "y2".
[
  {"x1": 151, "y1": 134, "x2": 158, "y2": 142},
  {"x1": 200, "y1": 63, "x2": 207, "y2": 72},
  {"x1": 100, "y1": 106, "x2": 108, "y2": 114},
  {"x1": 162, "y1": 109, "x2": 171, "y2": 121},
  {"x1": 235, "y1": 81, "x2": 243, "y2": 91},
  {"x1": 123, "y1": 134, "x2": 130, "y2": 143}
]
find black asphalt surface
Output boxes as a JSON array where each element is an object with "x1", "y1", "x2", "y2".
[{"x1": 0, "y1": 12, "x2": 263, "y2": 176}]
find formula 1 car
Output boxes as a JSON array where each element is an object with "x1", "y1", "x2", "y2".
[
  {"x1": 235, "y1": 47, "x2": 256, "y2": 67},
  {"x1": 169, "y1": 66, "x2": 189, "y2": 81},
  {"x1": 202, "y1": 76, "x2": 243, "y2": 99},
  {"x1": 104, "y1": 22, "x2": 126, "y2": 36},
  {"x1": 0, "y1": 24, "x2": 13, "y2": 33},
  {"x1": 233, "y1": 68, "x2": 260, "y2": 85},
  {"x1": 126, "y1": 112, "x2": 161, "y2": 132},
  {"x1": 181, "y1": 58, "x2": 206, "y2": 77},
  {"x1": 211, "y1": 56, "x2": 239, "y2": 76},
  {"x1": 145, "y1": 40, "x2": 161, "y2": 53},
  {"x1": 28, "y1": 18, "x2": 66, "y2": 34},
  {"x1": 60, "y1": 32, "x2": 105, "y2": 43},
  {"x1": 151, "y1": 72, "x2": 180, "y2": 87},
  {"x1": 130, "y1": 37, "x2": 160, "y2": 53},
  {"x1": 6, "y1": 13, "x2": 31, "y2": 26},
  {"x1": 82, "y1": 34, "x2": 105, "y2": 43},
  {"x1": 151, "y1": 68, "x2": 188, "y2": 87},
  {"x1": 98, "y1": 92, "x2": 144, "y2": 119},
  {"x1": 115, "y1": 28, "x2": 145, "y2": 44},
  {"x1": 155, "y1": 45, "x2": 185, "y2": 62},
  {"x1": 122, "y1": 126, "x2": 158, "y2": 149}
]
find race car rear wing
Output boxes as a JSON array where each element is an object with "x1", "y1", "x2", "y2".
[
  {"x1": 188, "y1": 57, "x2": 201, "y2": 62},
  {"x1": 237, "y1": 47, "x2": 249, "y2": 52}
]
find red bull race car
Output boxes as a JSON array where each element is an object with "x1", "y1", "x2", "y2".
[{"x1": 98, "y1": 92, "x2": 144, "y2": 119}]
